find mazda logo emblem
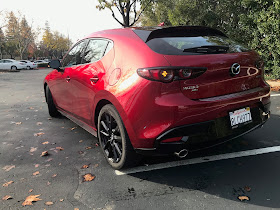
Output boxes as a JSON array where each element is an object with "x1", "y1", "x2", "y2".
[{"x1": 230, "y1": 63, "x2": 241, "y2": 76}]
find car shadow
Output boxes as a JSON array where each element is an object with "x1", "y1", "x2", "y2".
[{"x1": 129, "y1": 114, "x2": 280, "y2": 208}]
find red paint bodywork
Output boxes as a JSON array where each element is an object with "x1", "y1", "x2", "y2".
[{"x1": 44, "y1": 27, "x2": 270, "y2": 150}]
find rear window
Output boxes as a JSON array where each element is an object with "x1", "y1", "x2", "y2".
[{"x1": 133, "y1": 28, "x2": 249, "y2": 55}]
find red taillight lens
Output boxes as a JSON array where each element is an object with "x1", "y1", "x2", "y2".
[
  {"x1": 161, "y1": 137, "x2": 182, "y2": 143},
  {"x1": 137, "y1": 67, "x2": 206, "y2": 83}
]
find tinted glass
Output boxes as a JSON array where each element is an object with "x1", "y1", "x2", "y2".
[
  {"x1": 145, "y1": 36, "x2": 249, "y2": 55},
  {"x1": 62, "y1": 40, "x2": 86, "y2": 67},
  {"x1": 82, "y1": 39, "x2": 108, "y2": 64}
]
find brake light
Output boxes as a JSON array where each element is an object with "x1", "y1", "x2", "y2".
[{"x1": 137, "y1": 67, "x2": 206, "y2": 83}]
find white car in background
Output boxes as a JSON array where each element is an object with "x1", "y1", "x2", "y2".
[
  {"x1": 0, "y1": 59, "x2": 26, "y2": 70},
  {"x1": 19, "y1": 60, "x2": 37, "y2": 69}
]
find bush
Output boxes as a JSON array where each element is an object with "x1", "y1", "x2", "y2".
[{"x1": 37, "y1": 63, "x2": 49, "y2": 68}]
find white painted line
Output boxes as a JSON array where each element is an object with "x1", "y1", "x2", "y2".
[
  {"x1": 271, "y1": 94, "x2": 280, "y2": 97},
  {"x1": 115, "y1": 146, "x2": 280, "y2": 175}
]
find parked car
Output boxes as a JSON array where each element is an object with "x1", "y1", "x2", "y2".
[
  {"x1": 44, "y1": 26, "x2": 271, "y2": 169},
  {"x1": 19, "y1": 60, "x2": 37, "y2": 69},
  {"x1": 0, "y1": 59, "x2": 26, "y2": 70},
  {"x1": 34, "y1": 60, "x2": 48, "y2": 64}
]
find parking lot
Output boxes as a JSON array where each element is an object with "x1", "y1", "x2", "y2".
[{"x1": 1, "y1": 69, "x2": 280, "y2": 210}]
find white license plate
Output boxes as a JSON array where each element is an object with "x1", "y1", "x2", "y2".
[{"x1": 229, "y1": 107, "x2": 252, "y2": 128}]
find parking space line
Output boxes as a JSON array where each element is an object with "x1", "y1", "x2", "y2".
[
  {"x1": 271, "y1": 94, "x2": 280, "y2": 97},
  {"x1": 115, "y1": 146, "x2": 280, "y2": 175}
]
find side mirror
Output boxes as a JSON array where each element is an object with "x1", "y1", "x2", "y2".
[{"x1": 49, "y1": 59, "x2": 62, "y2": 71}]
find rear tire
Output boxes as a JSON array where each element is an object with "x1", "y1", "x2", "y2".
[
  {"x1": 27, "y1": 66, "x2": 31, "y2": 70},
  {"x1": 11, "y1": 66, "x2": 17, "y2": 70},
  {"x1": 97, "y1": 104, "x2": 141, "y2": 169},
  {"x1": 45, "y1": 86, "x2": 60, "y2": 117}
]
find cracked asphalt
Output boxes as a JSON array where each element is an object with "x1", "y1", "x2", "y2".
[{"x1": 1, "y1": 69, "x2": 280, "y2": 210}]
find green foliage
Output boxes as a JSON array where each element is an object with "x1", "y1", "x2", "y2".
[{"x1": 141, "y1": 0, "x2": 280, "y2": 79}]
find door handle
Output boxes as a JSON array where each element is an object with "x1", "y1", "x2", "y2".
[
  {"x1": 90, "y1": 76, "x2": 99, "y2": 83},
  {"x1": 66, "y1": 76, "x2": 70, "y2": 82}
]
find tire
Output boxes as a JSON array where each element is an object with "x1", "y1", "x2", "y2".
[
  {"x1": 97, "y1": 104, "x2": 141, "y2": 169},
  {"x1": 45, "y1": 86, "x2": 60, "y2": 117},
  {"x1": 27, "y1": 66, "x2": 31, "y2": 70},
  {"x1": 11, "y1": 66, "x2": 17, "y2": 70}
]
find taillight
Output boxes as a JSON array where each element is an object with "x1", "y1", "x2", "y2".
[{"x1": 137, "y1": 67, "x2": 206, "y2": 83}]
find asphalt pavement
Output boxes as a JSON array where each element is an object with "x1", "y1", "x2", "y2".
[{"x1": 1, "y1": 69, "x2": 280, "y2": 210}]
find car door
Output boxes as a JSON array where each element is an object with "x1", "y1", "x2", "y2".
[
  {"x1": 4, "y1": 60, "x2": 12, "y2": 69},
  {"x1": 70, "y1": 39, "x2": 113, "y2": 124},
  {"x1": 0, "y1": 60, "x2": 4, "y2": 69},
  {"x1": 50, "y1": 40, "x2": 87, "y2": 113}
]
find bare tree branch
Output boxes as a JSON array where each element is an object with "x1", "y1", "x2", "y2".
[{"x1": 129, "y1": 0, "x2": 153, "y2": 27}]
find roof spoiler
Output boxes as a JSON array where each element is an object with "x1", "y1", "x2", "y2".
[{"x1": 133, "y1": 26, "x2": 227, "y2": 43}]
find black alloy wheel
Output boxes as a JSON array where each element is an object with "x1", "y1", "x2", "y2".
[{"x1": 98, "y1": 104, "x2": 141, "y2": 169}]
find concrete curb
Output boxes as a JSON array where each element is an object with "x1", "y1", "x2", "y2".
[{"x1": 0, "y1": 69, "x2": 20, "y2": 72}]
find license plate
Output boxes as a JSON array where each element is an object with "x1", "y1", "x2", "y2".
[{"x1": 229, "y1": 107, "x2": 252, "y2": 128}]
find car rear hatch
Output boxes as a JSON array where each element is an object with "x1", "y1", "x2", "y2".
[{"x1": 133, "y1": 26, "x2": 263, "y2": 100}]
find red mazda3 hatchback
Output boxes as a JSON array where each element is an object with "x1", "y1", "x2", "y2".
[{"x1": 44, "y1": 26, "x2": 270, "y2": 169}]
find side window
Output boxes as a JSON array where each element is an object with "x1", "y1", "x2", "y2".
[
  {"x1": 62, "y1": 40, "x2": 86, "y2": 67},
  {"x1": 82, "y1": 39, "x2": 109, "y2": 64},
  {"x1": 4, "y1": 60, "x2": 12, "y2": 63}
]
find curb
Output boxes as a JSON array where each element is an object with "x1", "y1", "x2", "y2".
[{"x1": 0, "y1": 69, "x2": 20, "y2": 72}]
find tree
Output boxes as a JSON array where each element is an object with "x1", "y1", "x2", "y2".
[
  {"x1": 96, "y1": 0, "x2": 153, "y2": 27},
  {"x1": 0, "y1": 28, "x2": 5, "y2": 59}
]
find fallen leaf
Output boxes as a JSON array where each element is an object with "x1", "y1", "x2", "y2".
[
  {"x1": 238, "y1": 195, "x2": 250, "y2": 201},
  {"x1": 78, "y1": 151, "x2": 84, "y2": 154},
  {"x1": 15, "y1": 122, "x2": 22, "y2": 125},
  {"x1": 95, "y1": 143, "x2": 99, "y2": 147},
  {"x1": 81, "y1": 164, "x2": 89, "y2": 169},
  {"x1": 41, "y1": 151, "x2": 48, "y2": 157},
  {"x1": 2, "y1": 195, "x2": 12, "y2": 200},
  {"x1": 36, "y1": 122, "x2": 43, "y2": 126},
  {"x1": 22, "y1": 194, "x2": 41, "y2": 206},
  {"x1": 29, "y1": 189, "x2": 33, "y2": 193},
  {"x1": 46, "y1": 158, "x2": 53, "y2": 162},
  {"x1": 79, "y1": 140, "x2": 83, "y2": 143},
  {"x1": 48, "y1": 118, "x2": 52, "y2": 120},
  {"x1": 85, "y1": 147, "x2": 92, "y2": 150},
  {"x1": 47, "y1": 181, "x2": 51, "y2": 186},
  {"x1": 2, "y1": 165, "x2": 15, "y2": 171},
  {"x1": 30, "y1": 147, "x2": 37, "y2": 153},
  {"x1": 59, "y1": 199, "x2": 64, "y2": 202},
  {"x1": 244, "y1": 186, "x2": 251, "y2": 192},
  {"x1": 34, "y1": 132, "x2": 45, "y2": 137},
  {"x1": 45, "y1": 201, "x2": 53, "y2": 206},
  {"x1": 52, "y1": 174, "x2": 57, "y2": 178},
  {"x1": 29, "y1": 107, "x2": 34, "y2": 110},
  {"x1": 33, "y1": 171, "x2": 39, "y2": 176},
  {"x1": 58, "y1": 163, "x2": 62, "y2": 166},
  {"x1": 35, "y1": 164, "x2": 40, "y2": 168},
  {"x1": 42, "y1": 141, "x2": 49, "y2": 145},
  {"x1": 83, "y1": 173, "x2": 95, "y2": 182},
  {"x1": 3, "y1": 181, "x2": 14, "y2": 187},
  {"x1": 56, "y1": 147, "x2": 64, "y2": 151},
  {"x1": 70, "y1": 127, "x2": 77, "y2": 130},
  {"x1": 93, "y1": 164, "x2": 99, "y2": 168},
  {"x1": 74, "y1": 208, "x2": 79, "y2": 210}
]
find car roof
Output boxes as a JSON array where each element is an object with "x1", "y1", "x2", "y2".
[{"x1": 84, "y1": 26, "x2": 226, "y2": 42}]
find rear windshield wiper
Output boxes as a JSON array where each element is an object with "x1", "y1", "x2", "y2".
[{"x1": 183, "y1": 45, "x2": 229, "y2": 54}]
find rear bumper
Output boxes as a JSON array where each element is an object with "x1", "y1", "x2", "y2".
[{"x1": 135, "y1": 102, "x2": 270, "y2": 155}]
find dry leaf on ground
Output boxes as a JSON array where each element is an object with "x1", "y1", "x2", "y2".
[
  {"x1": 74, "y1": 208, "x2": 79, "y2": 210},
  {"x1": 41, "y1": 151, "x2": 48, "y2": 157},
  {"x1": 85, "y1": 147, "x2": 92, "y2": 150},
  {"x1": 3, "y1": 181, "x2": 14, "y2": 187},
  {"x1": 52, "y1": 174, "x2": 57, "y2": 178},
  {"x1": 47, "y1": 181, "x2": 51, "y2": 186},
  {"x1": 70, "y1": 127, "x2": 77, "y2": 130},
  {"x1": 42, "y1": 141, "x2": 49, "y2": 145},
  {"x1": 93, "y1": 164, "x2": 99, "y2": 168},
  {"x1": 79, "y1": 140, "x2": 83, "y2": 143},
  {"x1": 2, "y1": 195, "x2": 12, "y2": 200},
  {"x1": 30, "y1": 147, "x2": 37, "y2": 153},
  {"x1": 15, "y1": 122, "x2": 22, "y2": 125},
  {"x1": 56, "y1": 147, "x2": 64, "y2": 151},
  {"x1": 81, "y1": 164, "x2": 89, "y2": 169},
  {"x1": 48, "y1": 118, "x2": 52, "y2": 120},
  {"x1": 2, "y1": 165, "x2": 15, "y2": 171},
  {"x1": 29, "y1": 189, "x2": 33, "y2": 193},
  {"x1": 244, "y1": 186, "x2": 251, "y2": 192},
  {"x1": 33, "y1": 171, "x2": 39, "y2": 176},
  {"x1": 60, "y1": 199, "x2": 64, "y2": 202},
  {"x1": 95, "y1": 143, "x2": 99, "y2": 147},
  {"x1": 34, "y1": 132, "x2": 45, "y2": 137},
  {"x1": 45, "y1": 201, "x2": 53, "y2": 205},
  {"x1": 238, "y1": 195, "x2": 250, "y2": 201},
  {"x1": 78, "y1": 151, "x2": 84, "y2": 154},
  {"x1": 82, "y1": 173, "x2": 95, "y2": 182},
  {"x1": 22, "y1": 194, "x2": 41, "y2": 206},
  {"x1": 35, "y1": 164, "x2": 40, "y2": 168},
  {"x1": 36, "y1": 122, "x2": 43, "y2": 126},
  {"x1": 29, "y1": 107, "x2": 34, "y2": 110}
]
